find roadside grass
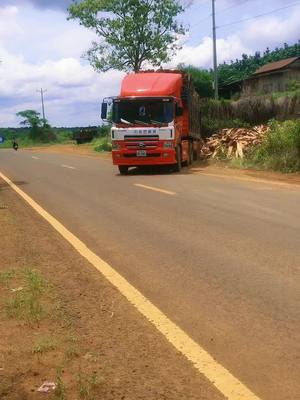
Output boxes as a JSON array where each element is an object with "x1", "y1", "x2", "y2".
[
  {"x1": 0, "y1": 202, "x2": 107, "y2": 399},
  {"x1": 0, "y1": 269, "x2": 16, "y2": 286},
  {"x1": 64, "y1": 334, "x2": 80, "y2": 360},
  {"x1": 77, "y1": 370, "x2": 103, "y2": 400},
  {"x1": 0, "y1": 266, "x2": 105, "y2": 396},
  {"x1": 32, "y1": 335, "x2": 58, "y2": 355},
  {"x1": 0, "y1": 129, "x2": 73, "y2": 149},
  {"x1": 92, "y1": 135, "x2": 112, "y2": 152},
  {"x1": 5, "y1": 269, "x2": 48, "y2": 323},
  {"x1": 55, "y1": 367, "x2": 66, "y2": 400},
  {"x1": 0, "y1": 136, "x2": 55, "y2": 149}
]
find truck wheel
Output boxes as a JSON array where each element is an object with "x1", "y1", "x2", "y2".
[
  {"x1": 118, "y1": 166, "x2": 128, "y2": 175},
  {"x1": 174, "y1": 145, "x2": 182, "y2": 172},
  {"x1": 188, "y1": 142, "x2": 193, "y2": 165},
  {"x1": 193, "y1": 140, "x2": 200, "y2": 161}
]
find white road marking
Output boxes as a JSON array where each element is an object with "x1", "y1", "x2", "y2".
[
  {"x1": 31, "y1": 156, "x2": 40, "y2": 160},
  {"x1": 0, "y1": 170, "x2": 260, "y2": 400},
  {"x1": 134, "y1": 183, "x2": 176, "y2": 196},
  {"x1": 61, "y1": 164, "x2": 76, "y2": 170}
]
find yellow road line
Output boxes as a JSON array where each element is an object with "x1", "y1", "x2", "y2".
[
  {"x1": 134, "y1": 183, "x2": 176, "y2": 196},
  {"x1": 0, "y1": 170, "x2": 260, "y2": 400}
]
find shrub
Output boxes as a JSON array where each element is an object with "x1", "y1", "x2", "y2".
[
  {"x1": 248, "y1": 120, "x2": 300, "y2": 172},
  {"x1": 93, "y1": 136, "x2": 112, "y2": 152}
]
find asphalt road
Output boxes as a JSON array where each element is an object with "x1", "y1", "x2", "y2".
[{"x1": 1, "y1": 148, "x2": 300, "y2": 400}]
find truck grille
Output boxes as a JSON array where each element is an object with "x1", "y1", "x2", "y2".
[
  {"x1": 124, "y1": 135, "x2": 159, "y2": 141},
  {"x1": 124, "y1": 135, "x2": 159, "y2": 150},
  {"x1": 126, "y1": 143, "x2": 157, "y2": 150}
]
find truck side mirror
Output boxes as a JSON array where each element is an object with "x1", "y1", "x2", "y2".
[
  {"x1": 176, "y1": 104, "x2": 183, "y2": 117},
  {"x1": 101, "y1": 102, "x2": 108, "y2": 120},
  {"x1": 101, "y1": 97, "x2": 114, "y2": 122}
]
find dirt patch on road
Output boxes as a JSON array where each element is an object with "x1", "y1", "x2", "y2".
[{"x1": 0, "y1": 181, "x2": 223, "y2": 399}]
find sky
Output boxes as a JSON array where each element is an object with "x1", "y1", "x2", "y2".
[{"x1": 0, "y1": 0, "x2": 299, "y2": 127}]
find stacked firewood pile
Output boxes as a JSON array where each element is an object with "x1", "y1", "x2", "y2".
[{"x1": 200, "y1": 125, "x2": 270, "y2": 159}]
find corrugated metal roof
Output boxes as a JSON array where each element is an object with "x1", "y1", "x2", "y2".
[{"x1": 254, "y1": 57, "x2": 300, "y2": 75}]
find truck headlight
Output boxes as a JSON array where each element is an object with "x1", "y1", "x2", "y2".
[{"x1": 112, "y1": 142, "x2": 120, "y2": 150}]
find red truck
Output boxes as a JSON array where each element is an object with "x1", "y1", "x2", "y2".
[{"x1": 101, "y1": 70, "x2": 202, "y2": 174}]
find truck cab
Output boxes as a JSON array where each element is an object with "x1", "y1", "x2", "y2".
[{"x1": 102, "y1": 70, "x2": 201, "y2": 174}]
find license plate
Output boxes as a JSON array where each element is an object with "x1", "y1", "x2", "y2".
[{"x1": 136, "y1": 150, "x2": 146, "y2": 157}]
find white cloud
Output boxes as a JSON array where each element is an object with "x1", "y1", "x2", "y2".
[
  {"x1": 0, "y1": 6, "x2": 22, "y2": 39},
  {"x1": 243, "y1": 7, "x2": 300, "y2": 47},
  {"x1": 0, "y1": 3, "x2": 123, "y2": 127},
  {"x1": 0, "y1": 0, "x2": 299, "y2": 127},
  {"x1": 169, "y1": 35, "x2": 250, "y2": 68},
  {"x1": 0, "y1": 47, "x2": 124, "y2": 127}
]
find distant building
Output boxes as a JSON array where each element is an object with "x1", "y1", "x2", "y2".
[{"x1": 242, "y1": 57, "x2": 300, "y2": 96}]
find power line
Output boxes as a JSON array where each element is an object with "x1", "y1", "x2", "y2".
[
  {"x1": 216, "y1": 0, "x2": 256, "y2": 15},
  {"x1": 190, "y1": 0, "x2": 257, "y2": 29},
  {"x1": 217, "y1": 1, "x2": 300, "y2": 29}
]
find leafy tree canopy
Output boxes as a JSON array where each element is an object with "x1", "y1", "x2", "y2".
[
  {"x1": 16, "y1": 110, "x2": 54, "y2": 141},
  {"x1": 218, "y1": 41, "x2": 300, "y2": 86},
  {"x1": 68, "y1": 0, "x2": 186, "y2": 72},
  {"x1": 179, "y1": 64, "x2": 213, "y2": 98},
  {"x1": 16, "y1": 110, "x2": 45, "y2": 128}
]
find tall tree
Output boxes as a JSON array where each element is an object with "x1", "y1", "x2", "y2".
[
  {"x1": 16, "y1": 110, "x2": 52, "y2": 141},
  {"x1": 68, "y1": 0, "x2": 185, "y2": 72}
]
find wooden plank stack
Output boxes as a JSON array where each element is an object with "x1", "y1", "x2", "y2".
[{"x1": 200, "y1": 125, "x2": 269, "y2": 159}]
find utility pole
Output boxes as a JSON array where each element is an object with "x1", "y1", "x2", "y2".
[
  {"x1": 212, "y1": 0, "x2": 219, "y2": 100},
  {"x1": 37, "y1": 88, "x2": 47, "y2": 125}
]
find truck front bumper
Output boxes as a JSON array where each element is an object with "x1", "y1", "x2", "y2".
[{"x1": 112, "y1": 149, "x2": 176, "y2": 166}]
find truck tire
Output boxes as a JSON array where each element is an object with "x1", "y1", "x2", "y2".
[
  {"x1": 174, "y1": 145, "x2": 182, "y2": 172},
  {"x1": 118, "y1": 166, "x2": 128, "y2": 175},
  {"x1": 193, "y1": 145, "x2": 198, "y2": 161},
  {"x1": 188, "y1": 142, "x2": 193, "y2": 165}
]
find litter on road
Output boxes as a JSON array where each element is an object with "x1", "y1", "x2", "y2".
[{"x1": 37, "y1": 382, "x2": 56, "y2": 393}]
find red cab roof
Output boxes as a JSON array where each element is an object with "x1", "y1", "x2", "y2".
[{"x1": 120, "y1": 72, "x2": 183, "y2": 98}]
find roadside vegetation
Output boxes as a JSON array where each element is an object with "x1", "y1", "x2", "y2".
[
  {"x1": 243, "y1": 120, "x2": 300, "y2": 173},
  {"x1": 209, "y1": 120, "x2": 300, "y2": 173},
  {"x1": 0, "y1": 118, "x2": 112, "y2": 153}
]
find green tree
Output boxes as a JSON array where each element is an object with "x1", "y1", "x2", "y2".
[
  {"x1": 180, "y1": 65, "x2": 213, "y2": 98},
  {"x1": 68, "y1": 0, "x2": 186, "y2": 72},
  {"x1": 16, "y1": 110, "x2": 55, "y2": 142}
]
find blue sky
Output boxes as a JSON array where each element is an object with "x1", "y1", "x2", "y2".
[{"x1": 0, "y1": 0, "x2": 299, "y2": 127}]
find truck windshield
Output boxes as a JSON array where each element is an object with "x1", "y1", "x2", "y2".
[{"x1": 113, "y1": 99, "x2": 174, "y2": 125}]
